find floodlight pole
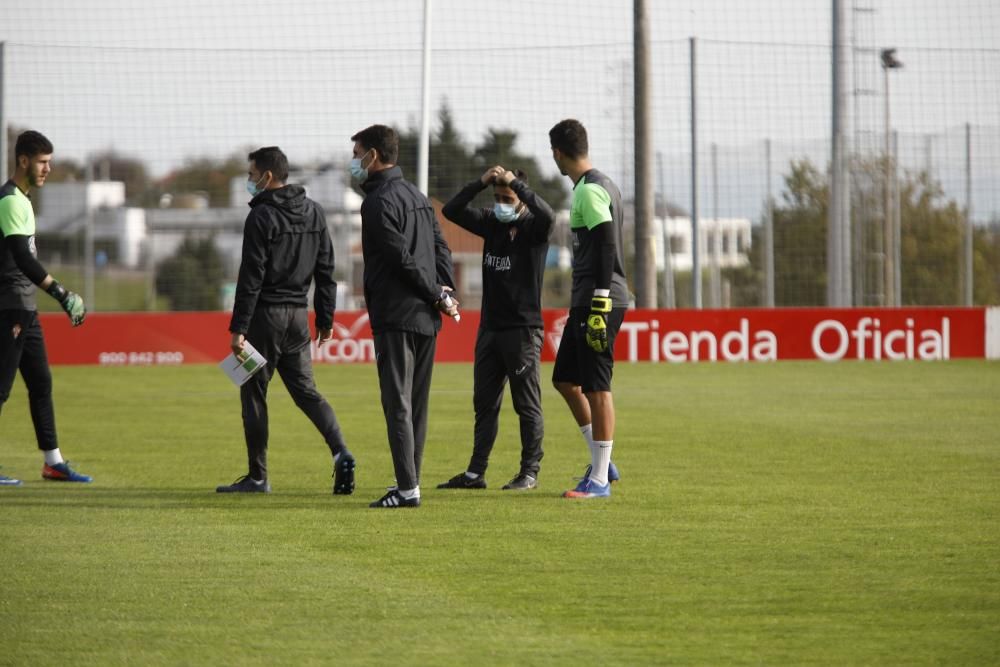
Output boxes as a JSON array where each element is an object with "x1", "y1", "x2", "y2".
[
  {"x1": 633, "y1": 0, "x2": 656, "y2": 308},
  {"x1": 417, "y1": 0, "x2": 432, "y2": 196},
  {"x1": 963, "y1": 122, "x2": 973, "y2": 305},
  {"x1": 657, "y1": 150, "x2": 675, "y2": 309},
  {"x1": 881, "y1": 48, "x2": 902, "y2": 306},
  {"x1": 764, "y1": 138, "x2": 775, "y2": 307},
  {"x1": 710, "y1": 141, "x2": 720, "y2": 308},
  {"x1": 690, "y1": 36, "x2": 701, "y2": 309},
  {"x1": 828, "y1": 0, "x2": 851, "y2": 306},
  {"x1": 892, "y1": 130, "x2": 901, "y2": 304}
]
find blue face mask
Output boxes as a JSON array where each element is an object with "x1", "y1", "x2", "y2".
[
  {"x1": 493, "y1": 202, "x2": 519, "y2": 223},
  {"x1": 349, "y1": 158, "x2": 367, "y2": 182},
  {"x1": 246, "y1": 174, "x2": 266, "y2": 197},
  {"x1": 350, "y1": 150, "x2": 372, "y2": 181}
]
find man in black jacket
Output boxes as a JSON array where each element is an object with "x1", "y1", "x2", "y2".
[
  {"x1": 437, "y1": 166, "x2": 554, "y2": 491},
  {"x1": 217, "y1": 146, "x2": 355, "y2": 495},
  {"x1": 350, "y1": 124, "x2": 457, "y2": 509}
]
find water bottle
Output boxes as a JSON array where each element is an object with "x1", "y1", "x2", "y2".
[{"x1": 441, "y1": 292, "x2": 461, "y2": 323}]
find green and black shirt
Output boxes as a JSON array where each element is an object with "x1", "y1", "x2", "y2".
[
  {"x1": 569, "y1": 169, "x2": 629, "y2": 308},
  {"x1": 0, "y1": 180, "x2": 39, "y2": 311}
]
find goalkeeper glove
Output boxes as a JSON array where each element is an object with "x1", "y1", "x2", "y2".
[
  {"x1": 46, "y1": 281, "x2": 87, "y2": 327},
  {"x1": 585, "y1": 295, "x2": 612, "y2": 353}
]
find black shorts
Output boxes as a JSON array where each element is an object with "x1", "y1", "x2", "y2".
[{"x1": 551, "y1": 307, "x2": 626, "y2": 393}]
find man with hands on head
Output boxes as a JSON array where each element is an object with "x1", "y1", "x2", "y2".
[
  {"x1": 218, "y1": 145, "x2": 355, "y2": 495},
  {"x1": 0, "y1": 130, "x2": 91, "y2": 486},
  {"x1": 437, "y1": 164, "x2": 554, "y2": 491}
]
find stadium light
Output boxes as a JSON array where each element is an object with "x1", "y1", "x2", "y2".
[{"x1": 881, "y1": 48, "x2": 903, "y2": 306}]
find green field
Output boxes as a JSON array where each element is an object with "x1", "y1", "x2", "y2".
[{"x1": 2, "y1": 361, "x2": 998, "y2": 665}]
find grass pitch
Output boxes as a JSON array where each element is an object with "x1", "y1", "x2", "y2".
[{"x1": 1, "y1": 360, "x2": 998, "y2": 665}]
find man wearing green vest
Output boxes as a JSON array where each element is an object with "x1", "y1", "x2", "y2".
[
  {"x1": 549, "y1": 119, "x2": 628, "y2": 499},
  {"x1": 0, "y1": 131, "x2": 90, "y2": 486}
]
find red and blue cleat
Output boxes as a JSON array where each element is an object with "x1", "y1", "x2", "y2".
[{"x1": 42, "y1": 462, "x2": 93, "y2": 483}]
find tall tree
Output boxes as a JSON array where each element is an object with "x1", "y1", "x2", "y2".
[
  {"x1": 392, "y1": 102, "x2": 470, "y2": 203},
  {"x1": 384, "y1": 101, "x2": 567, "y2": 209},
  {"x1": 748, "y1": 158, "x2": 999, "y2": 307},
  {"x1": 769, "y1": 159, "x2": 829, "y2": 306},
  {"x1": 976, "y1": 221, "x2": 1000, "y2": 304},
  {"x1": 155, "y1": 236, "x2": 225, "y2": 310}
]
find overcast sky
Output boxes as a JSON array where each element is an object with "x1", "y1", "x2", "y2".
[{"x1": 1, "y1": 0, "x2": 997, "y2": 219}]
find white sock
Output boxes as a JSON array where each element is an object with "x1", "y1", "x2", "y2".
[
  {"x1": 580, "y1": 424, "x2": 594, "y2": 449},
  {"x1": 44, "y1": 449, "x2": 64, "y2": 466},
  {"x1": 398, "y1": 486, "x2": 420, "y2": 500},
  {"x1": 589, "y1": 440, "x2": 614, "y2": 486},
  {"x1": 581, "y1": 424, "x2": 601, "y2": 469}
]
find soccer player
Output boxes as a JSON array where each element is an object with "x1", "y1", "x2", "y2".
[
  {"x1": 437, "y1": 165, "x2": 555, "y2": 491},
  {"x1": 0, "y1": 130, "x2": 91, "y2": 486},
  {"x1": 217, "y1": 146, "x2": 355, "y2": 495},
  {"x1": 350, "y1": 124, "x2": 458, "y2": 509},
  {"x1": 548, "y1": 119, "x2": 628, "y2": 499}
]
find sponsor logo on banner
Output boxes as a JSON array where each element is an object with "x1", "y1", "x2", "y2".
[{"x1": 312, "y1": 313, "x2": 375, "y2": 363}]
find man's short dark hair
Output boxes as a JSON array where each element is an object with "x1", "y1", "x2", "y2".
[
  {"x1": 351, "y1": 125, "x2": 399, "y2": 165},
  {"x1": 549, "y1": 119, "x2": 589, "y2": 160},
  {"x1": 15, "y1": 131, "x2": 54, "y2": 159},
  {"x1": 248, "y1": 146, "x2": 289, "y2": 182}
]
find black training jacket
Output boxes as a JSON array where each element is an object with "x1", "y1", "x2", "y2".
[
  {"x1": 230, "y1": 184, "x2": 337, "y2": 334},
  {"x1": 359, "y1": 166, "x2": 456, "y2": 336},
  {"x1": 442, "y1": 179, "x2": 554, "y2": 331}
]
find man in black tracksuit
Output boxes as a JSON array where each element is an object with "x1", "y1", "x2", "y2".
[
  {"x1": 218, "y1": 146, "x2": 355, "y2": 495},
  {"x1": 350, "y1": 124, "x2": 457, "y2": 509},
  {"x1": 437, "y1": 166, "x2": 555, "y2": 491}
]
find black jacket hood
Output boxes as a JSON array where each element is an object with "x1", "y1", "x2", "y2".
[{"x1": 249, "y1": 184, "x2": 307, "y2": 216}]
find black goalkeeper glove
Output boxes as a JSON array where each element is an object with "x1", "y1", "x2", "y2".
[
  {"x1": 585, "y1": 295, "x2": 612, "y2": 353},
  {"x1": 46, "y1": 281, "x2": 87, "y2": 327}
]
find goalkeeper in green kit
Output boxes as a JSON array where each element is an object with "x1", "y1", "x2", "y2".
[
  {"x1": 548, "y1": 120, "x2": 628, "y2": 499},
  {"x1": 0, "y1": 131, "x2": 91, "y2": 486}
]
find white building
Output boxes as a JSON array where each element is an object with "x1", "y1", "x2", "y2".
[
  {"x1": 654, "y1": 216, "x2": 752, "y2": 272},
  {"x1": 37, "y1": 181, "x2": 148, "y2": 267},
  {"x1": 35, "y1": 168, "x2": 364, "y2": 309},
  {"x1": 552, "y1": 210, "x2": 752, "y2": 274}
]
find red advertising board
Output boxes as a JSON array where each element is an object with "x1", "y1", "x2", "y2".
[{"x1": 38, "y1": 307, "x2": 987, "y2": 366}]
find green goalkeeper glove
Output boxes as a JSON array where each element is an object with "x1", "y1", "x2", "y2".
[
  {"x1": 585, "y1": 295, "x2": 612, "y2": 353},
  {"x1": 46, "y1": 281, "x2": 87, "y2": 327}
]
